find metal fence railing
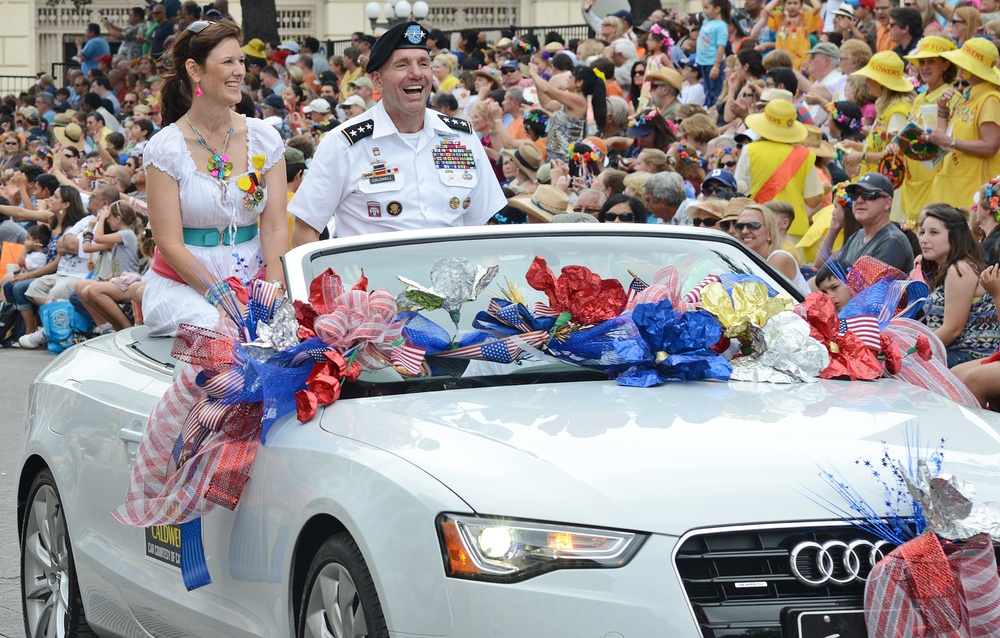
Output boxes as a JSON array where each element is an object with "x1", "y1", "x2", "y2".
[
  {"x1": 51, "y1": 62, "x2": 80, "y2": 87},
  {"x1": 0, "y1": 76, "x2": 40, "y2": 96},
  {"x1": 325, "y1": 23, "x2": 591, "y2": 58}
]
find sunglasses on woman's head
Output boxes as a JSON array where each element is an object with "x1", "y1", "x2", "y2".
[
  {"x1": 692, "y1": 217, "x2": 718, "y2": 227},
  {"x1": 188, "y1": 20, "x2": 215, "y2": 34},
  {"x1": 601, "y1": 210, "x2": 635, "y2": 222},
  {"x1": 734, "y1": 221, "x2": 763, "y2": 231}
]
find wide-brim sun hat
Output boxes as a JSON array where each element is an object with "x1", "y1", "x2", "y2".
[
  {"x1": 851, "y1": 51, "x2": 915, "y2": 93},
  {"x1": 507, "y1": 185, "x2": 571, "y2": 222},
  {"x1": 502, "y1": 142, "x2": 543, "y2": 180},
  {"x1": 744, "y1": 99, "x2": 808, "y2": 144},
  {"x1": 54, "y1": 122, "x2": 84, "y2": 150},
  {"x1": 241, "y1": 38, "x2": 266, "y2": 59},
  {"x1": 472, "y1": 67, "x2": 501, "y2": 88},
  {"x1": 941, "y1": 38, "x2": 1000, "y2": 86},
  {"x1": 802, "y1": 125, "x2": 835, "y2": 158},
  {"x1": 904, "y1": 35, "x2": 956, "y2": 62}
]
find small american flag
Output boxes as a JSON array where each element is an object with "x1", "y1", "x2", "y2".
[
  {"x1": 840, "y1": 316, "x2": 881, "y2": 350},
  {"x1": 683, "y1": 274, "x2": 722, "y2": 307},
  {"x1": 435, "y1": 330, "x2": 550, "y2": 364},
  {"x1": 389, "y1": 343, "x2": 425, "y2": 375}
]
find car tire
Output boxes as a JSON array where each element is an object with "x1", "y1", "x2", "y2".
[
  {"x1": 298, "y1": 532, "x2": 388, "y2": 638},
  {"x1": 20, "y1": 468, "x2": 94, "y2": 638}
]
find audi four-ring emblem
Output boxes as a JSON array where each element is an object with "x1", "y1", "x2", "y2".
[{"x1": 789, "y1": 539, "x2": 896, "y2": 586}]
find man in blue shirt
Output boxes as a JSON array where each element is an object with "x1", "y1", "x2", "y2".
[
  {"x1": 76, "y1": 23, "x2": 110, "y2": 76},
  {"x1": 150, "y1": 4, "x2": 175, "y2": 59}
]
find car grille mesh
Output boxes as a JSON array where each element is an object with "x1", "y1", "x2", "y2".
[{"x1": 675, "y1": 526, "x2": 877, "y2": 638}]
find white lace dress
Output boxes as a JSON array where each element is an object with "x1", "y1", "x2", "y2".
[{"x1": 141, "y1": 116, "x2": 284, "y2": 336}]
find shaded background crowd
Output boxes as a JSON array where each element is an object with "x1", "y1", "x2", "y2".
[{"x1": 2, "y1": 0, "x2": 1000, "y2": 404}]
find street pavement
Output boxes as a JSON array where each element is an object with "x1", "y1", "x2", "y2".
[{"x1": 1, "y1": 350, "x2": 56, "y2": 638}]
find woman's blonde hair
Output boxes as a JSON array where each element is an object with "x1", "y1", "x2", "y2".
[
  {"x1": 741, "y1": 204, "x2": 781, "y2": 254},
  {"x1": 679, "y1": 113, "x2": 719, "y2": 145},
  {"x1": 846, "y1": 75, "x2": 875, "y2": 108},
  {"x1": 577, "y1": 38, "x2": 606, "y2": 60},
  {"x1": 839, "y1": 39, "x2": 872, "y2": 70},
  {"x1": 875, "y1": 87, "x2": 915, "y2": 115},
  {"x1": 470, "y1": 100, "x2": 491, "y2": 121},
  {"x1": 953, "y1": 7, "x2": 983, "y2": 44},
  {"x1": 623, "y1": 171, "x2": 651, "y2": 199},
  {"x1": 762, "y1": 49, "x2": 793, "y2": 71},
  {"x1": 601, "y1": 16, "x2": 625, "y2": 41},
  {"x1": 911, "y1": 0, "x2": 936, "y2": 27},
  {"x1": 435, "y1": 52, "x2": 458, "y2": 72},
  {"x1": 637, "y1": 148, "x2": 670, "y2": 172},
  {"x1": 2, "y1": 131, "x2": 20, "y2": 150},
  {"x1": 986, "y1": 18, "x2": 1000, "y2": 38}
]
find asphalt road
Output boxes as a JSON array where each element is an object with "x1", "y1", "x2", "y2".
[{"x1": 1, "y1": 350, "x2": 56, "y2": 638}]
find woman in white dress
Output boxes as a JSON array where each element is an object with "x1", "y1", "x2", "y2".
[{"x1": 143, "y1": 20, "x2": 288, "y2": 336}]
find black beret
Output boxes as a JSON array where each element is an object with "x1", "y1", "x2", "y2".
[{"x1": 366, "y1": 21, "x2": 429, "y2": 74}]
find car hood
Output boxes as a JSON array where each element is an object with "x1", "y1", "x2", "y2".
[{"x1": 320, "y1": 379, "x2": 1000, "y2": 535}]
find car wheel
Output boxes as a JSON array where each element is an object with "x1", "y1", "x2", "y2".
[
  {"x1": 298, "y1": 532, "x2": 388, "y2": 638},
  {"x1": 20, "y1": 469, "x2": 94, "y2": 638}
]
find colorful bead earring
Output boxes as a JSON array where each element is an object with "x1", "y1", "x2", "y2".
[{"x1": 195, "y1": 84, "x2": 203, "y2": 97}]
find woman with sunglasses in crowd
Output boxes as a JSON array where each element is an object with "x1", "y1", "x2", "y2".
[
  {"x1": 737, "y1": 202, "x2": 811, "y2": 294},
  {"x1": 141, "y1": 19, "x2": 288, "y2": 336},
  {"x1": 897, "y1": 37, "x2": 957, "y2": 225},
  {"x1": 627, "y1": 60, "x2": 646, "y2": 110},
  {"x1": 597, "y1": 194, "x2": 647, "y2": 223},
  {"x1": 925, "y1": 39, "x2": 1000, "y2": 211},
  {"x1": 917, "y1": 203, "x2": 998, "y2": 366},
  {"x1": 0, "y1": 133, "x2": 25, "y2": 172}
]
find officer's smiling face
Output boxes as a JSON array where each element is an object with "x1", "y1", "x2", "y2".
[{"x1": 372, "y1": 49, "x2": 433, "y2": 118}]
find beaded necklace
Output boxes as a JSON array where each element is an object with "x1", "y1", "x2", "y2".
[{"x1": 186, "y1": 112, "x2": 234, "y2": 180}]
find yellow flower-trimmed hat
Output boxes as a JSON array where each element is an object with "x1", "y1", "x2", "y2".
[
  {"x1": 241, "y1": 38, "x2": 266, "y2": 59},
  {"x1": 904, "y1": 35, "x2": 956, "y2": 62},
  {"x1": 851, "y1": 51, "x2": 915, "y2": 93},
  {"x1": 744, "y1": 99, "x2": 808, "y2": 144},
  {"x1": 941, "y1": 37, "x2": 1000, "y2": 86}
]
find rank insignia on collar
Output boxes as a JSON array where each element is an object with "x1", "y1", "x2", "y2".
[
  {"x1": 437, "y1": 113, "x2": 473, "y2": 134},
  {"x1": 343, "y1": 119, "x2": 375, "y2": 145}
]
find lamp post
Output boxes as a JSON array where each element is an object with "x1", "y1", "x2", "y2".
[{"x1": 364, "y1": 0, "x2": 430, "y2": 31}]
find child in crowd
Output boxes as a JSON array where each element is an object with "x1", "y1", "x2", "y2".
[
  {"x1": 815, "y1": 260, "x2": 854, "y2": 311},
  {"x1": 21, "y1": 225, "x2": 51, "y2": 274},
  {"x1": 697, "y1": 0, "x2": 730, "y2": 106},
  {"x1": 679, "y1": 57, "x2": 706, "y2": 106},
  {"x1": 761, "y1": 0, "x2": 823, "y2": 70}
]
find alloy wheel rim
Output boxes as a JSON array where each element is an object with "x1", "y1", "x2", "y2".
[
  {"x1": 303, "y1": 563, "x2": 369, "y2": 638},
  {"x1": 22, "y1": 484, "x2": 70, "y2": 638}
]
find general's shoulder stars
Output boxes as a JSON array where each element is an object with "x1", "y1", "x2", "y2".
[
  {"x1": 343, "y1": 119, "x2": 375, "y2": 145},
  {"x1": 438, "y1": 114, "x2": 473, "y2": 134}
]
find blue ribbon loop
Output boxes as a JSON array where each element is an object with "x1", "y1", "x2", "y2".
[{"x1": 180, "y1": 518, "x2": 212, "y2": 591}]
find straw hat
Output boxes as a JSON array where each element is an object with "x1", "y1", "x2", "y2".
[
  {"x1": 544, "y1": 42, "x2": 564, "y2": 55},
  {"x1": 941, "y1": 38, "x2": 1000, "y2": 86},
  {"x1": 689, "y1": 199, "x2": 727, "y2": 218},
  {"x1": 744, "y1": 99, "x2": 808, "y2": 144},
  {"x1": 802, "y1": 125, "x2": 835, "y2": 158},
  {"x1": 502, "y1": 142, "x2": 543, "y2": 180},
  {"x1": 54, "y1": 122, "x2": 84, "y2": 150},
  {"x1": 507, "y1": 185, "x2": 572, "y2": 222},
  {"x1": 647, "y1": 68, "x2": 682, "y2": 91},
  {"x1": 851, "y1": 51, "x2": 914, "y2": 93},
  {"x1": 472, "y1": 67, "x2": 501, "y2": 89},
  {"x1": 904, "y1": 35, "x2": 956, "y2": 62},
  {"x1": 722, "y1": 197, "x2": 757, "y2": 223}
]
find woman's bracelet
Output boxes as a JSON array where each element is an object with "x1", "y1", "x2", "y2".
[{"x1": 204, "y1": 281, "x2": 233, "y2": 306}]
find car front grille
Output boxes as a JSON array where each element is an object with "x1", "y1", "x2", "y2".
[{"x1": 674, "y1": 524, "x2": 883, "y2": 638}]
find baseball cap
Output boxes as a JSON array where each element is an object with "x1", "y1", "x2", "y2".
[
  {"x1": 610, "y1": 9, "x2": 633, "y2": 24},
  {"x1": 343, "y1": 95, "x2": 367, "y2": 109},
  {"x1": 732, "y1": 9, "x2": 754, "y2": 36},
  {"x1": 284, "y1": 146, "x2": 306, "y2": 165},
  {"x1": 286, "y1": 54, "x2": 301, "y2": 65},
  {"x1": 806, "y1": 42, "x2": 842, "y2": 60},
  {"x1": 702, "y1": 169, "x2": 737, "y2": 192},
  {"x1": 303, "y1": 98, "x2": 331, "y2": 114},
  {"x1": 262, "y1": 94, "x2": 285, "y2": 110},
  {"x1": 757, "y1": 88, "x2": 794, "y2": 106},
  {"x1": 349, "y1": 76, "x2": 374, "y2": 89},
  {"x1": 500, "y1": 59, "x2": 520, "y2": 71},
  {"x1": 278, "y1": 40, "x2": 300, "y2": 53},
  {"x1": 846, "y1": 173, "x2": 894, "y2": 198}
]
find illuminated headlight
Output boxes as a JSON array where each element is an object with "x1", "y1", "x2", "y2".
[{"x1": 437, "y1": 514, "x2": 647, "y2": 583}]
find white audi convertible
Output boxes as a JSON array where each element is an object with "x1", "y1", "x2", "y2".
[{"x1": 17, "y1": 225, "x2": 1000, "y2": 638}]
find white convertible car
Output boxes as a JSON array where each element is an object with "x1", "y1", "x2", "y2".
[{"x1": 17, "y1": 225, "x2": 1000, "y2": 638}]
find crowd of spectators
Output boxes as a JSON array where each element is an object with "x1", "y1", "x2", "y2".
[{"x1": 2, "y1": 0, "x2": 1000, "y2": 406}]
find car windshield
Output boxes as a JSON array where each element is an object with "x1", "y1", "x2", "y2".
[{"x1": 292, "y1": 228, "x2": 789, "y2": 397}]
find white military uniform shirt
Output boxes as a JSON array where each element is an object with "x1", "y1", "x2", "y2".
[{"x1": 289, "y1": 101, "x2": 507, "y2": 237}]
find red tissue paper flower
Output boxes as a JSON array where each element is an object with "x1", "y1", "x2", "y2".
[
  {"x1": 295, "y1": 351, "x2": 362, "y2": 423},
  {"x1": 525, "y1": 256, "x2": 627, "y2": 325},
  {"x1": 800, "y1": 292, "x2": 883, "y2": 380},
  {"x1": 880, "y1": 334, "x2": 902, "y2": 375}
]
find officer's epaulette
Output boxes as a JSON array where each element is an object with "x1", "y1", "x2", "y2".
[
  {"x1": 438, "y1": 113, "x2": 473, "y2": 134},
  {"x1": 342, "y1": 119, "x2": 375, "y2": 145}
]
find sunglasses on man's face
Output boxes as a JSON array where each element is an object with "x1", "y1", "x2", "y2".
[
  {"x1": 692, "y1": 217, "x2": 718, "y2": 227},
  {"x1": 601, "y1": 210, "x2": 635, "y2": 222},
  {"x1": 854, "y1": 190, "x2": 888, "y2": 201},
  {"x1": 735, "y1": 221, "x2": 763, "y2": 231},
  {"x1": 500, "y1": 68, "x2": 516, "y2": 74}
]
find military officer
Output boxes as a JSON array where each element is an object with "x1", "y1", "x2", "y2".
[{"x1": 290, "y1": 21, "x2": 507, "y2": 243}]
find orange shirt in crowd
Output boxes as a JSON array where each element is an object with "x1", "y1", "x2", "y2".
[
  {"x1": 605, "y1": 81, "x2": 624, "y2": 98},
  {"x1": 508, "y1": 117, "x2": 529, "y2": 141},
  {"x1": 877, "y1": 24, "x2": 894, "y2": 52}
]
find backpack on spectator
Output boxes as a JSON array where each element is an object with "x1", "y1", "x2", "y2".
[{"x1": 0, "y1": 301, "x2": 25, "y2": 348}]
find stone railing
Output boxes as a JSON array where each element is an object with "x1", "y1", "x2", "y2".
[{"x1": 426, "y1": 3, "x2": 518, "y2": 30}]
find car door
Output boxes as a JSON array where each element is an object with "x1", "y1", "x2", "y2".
[{"x1": 114, "y1": 365, "x2": 269, "y2": 638}]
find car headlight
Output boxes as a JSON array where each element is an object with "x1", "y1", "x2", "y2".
[{"x1": 437, "y1": 514, "x2": 647, "y2": 583}]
